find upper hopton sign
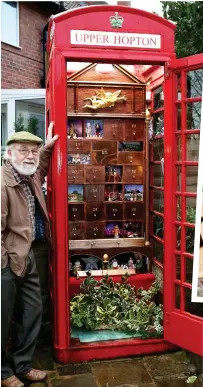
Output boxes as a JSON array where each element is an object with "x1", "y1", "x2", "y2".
[{"x1": 70, "y1": 30, "x2": 161, "y2": 49}]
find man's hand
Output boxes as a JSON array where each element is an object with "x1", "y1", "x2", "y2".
[{"x1": 44, "y1": 122, "x2": 59, "y2": 149}]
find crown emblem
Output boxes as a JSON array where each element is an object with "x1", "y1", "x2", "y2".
[{"x1": 110, "y1": 12, "x2": 124, "y2": 28}]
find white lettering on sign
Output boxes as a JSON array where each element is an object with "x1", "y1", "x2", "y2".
[{"x1": 71, "y1": 30, "x2": 161, "y2": 49}]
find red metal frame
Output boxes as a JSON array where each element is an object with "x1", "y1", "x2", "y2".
[
  {"x1": 46, "y1": 5, "x2": 203, "y2": 363},
  {"x1": 164, "y1": 54, "x2": 203, "y2": 356}
]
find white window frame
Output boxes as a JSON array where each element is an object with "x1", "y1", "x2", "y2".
[{"x1": 1, "y1": 1, "x2": 20, "y2": 48}]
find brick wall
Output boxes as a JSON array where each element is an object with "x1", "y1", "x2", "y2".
[{"x1": 1, "y1": 2, "x2": 53, "y2": 89}]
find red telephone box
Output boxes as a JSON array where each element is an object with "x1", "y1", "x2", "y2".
[{"x1": 46, "y1": 6, "x2": 203, "y2": 363}]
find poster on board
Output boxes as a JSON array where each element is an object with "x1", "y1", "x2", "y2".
[{"x1": 192, "y1": 91, "x2": 203, "y2": 302}]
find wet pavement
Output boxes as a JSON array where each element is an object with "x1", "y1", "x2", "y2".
[{"x1": 28, "y1": 345, "x2": 203, "y2": 387}]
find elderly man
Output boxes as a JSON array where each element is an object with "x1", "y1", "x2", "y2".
[{"x1": 1, "y1": 122, "x2": 58, "y2": 387}]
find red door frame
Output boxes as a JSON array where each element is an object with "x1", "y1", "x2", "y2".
[
  {"x1": 46, "y1": 6, "x2": 202, "y2": 363},
  {"x1": 164, "y1": 54, "x2": 203, "y2": 355}
]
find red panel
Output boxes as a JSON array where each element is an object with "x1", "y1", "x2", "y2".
[{"x1": 164, "y1": 55, "x2": 203, "y2": 356}]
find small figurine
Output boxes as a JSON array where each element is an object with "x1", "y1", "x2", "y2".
[
  {"x1": 114, "y1": 225, "x2": 120, "y2": 239},
  {"x1": 112, "y1": 259, "x2": 119, "y2": 269},
  {"x1": 95, "y1": 123, "x2": 102, "y2": 137},
  {"x1": 73, "y1": 260, "x2": 81, "y2": 275},
  {"x1": 128, "y1": 257, "x2": 135, "y2": 269},
  {"x1": 86, "y1": 122, "x2": 92, "y2": 137},
  {"x1": 69, "y1": 123, "x2": 76, "y2": 139},
  {"x1": 72, "y1": 153, "x2": 81, "y2": 164}
]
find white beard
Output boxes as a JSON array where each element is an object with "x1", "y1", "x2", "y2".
[{"x1": 12, "y1": 161, "x2": 38, "y2": 176}]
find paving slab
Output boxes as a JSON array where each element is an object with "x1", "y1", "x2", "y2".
[
  {"x1": 91, "y1": 359, "x2": 154, "y2": 387},
  {"x1": 57, "y1": 362, "x2": 92, "y2": 376},
  {"x1": 49, "y1": 374, "x2": 100, "y2": 387},
  {"x1": 155, "y1": 376, "x2": 202, "y2": 387},
  {"x1": 143, "y1": 351, "x2": 191, "y2": 380}
]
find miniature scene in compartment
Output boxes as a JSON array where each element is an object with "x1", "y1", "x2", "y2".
[{"x1": 66, "y1": 62, "x2": 165, "y2": 344}]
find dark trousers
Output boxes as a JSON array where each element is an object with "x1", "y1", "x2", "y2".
[{"x1": 1, "y1": 249, "x2": 43, "y2": 380}]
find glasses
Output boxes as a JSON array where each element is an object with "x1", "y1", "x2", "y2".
[{"x1": 15, "y1": 147, "x2": 41, "y2": 157}]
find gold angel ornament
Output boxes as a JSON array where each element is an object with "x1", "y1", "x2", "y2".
[{"x1": 84, "y1": 88, "x2": 126, "y2": 110}]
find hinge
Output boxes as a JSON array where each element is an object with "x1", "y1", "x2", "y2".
[{"x1": 165, "y1": 62, "x2": 171, "y2": 80}]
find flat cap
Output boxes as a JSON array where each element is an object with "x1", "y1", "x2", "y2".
[{"x1": 7, "y1": 131, "x2": 43, "y2": 146}]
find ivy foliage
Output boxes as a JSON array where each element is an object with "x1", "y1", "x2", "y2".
[
  {"x1": 162, "y1": 1, "x2": 203, "y2": 57},
  {"x1": 70, "y1": 273, "x2": 163, "y2": 338}
]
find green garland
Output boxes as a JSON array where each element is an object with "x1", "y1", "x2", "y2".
[{"x1": 70, "y1": 273, "x2": 163, "y2": 339}]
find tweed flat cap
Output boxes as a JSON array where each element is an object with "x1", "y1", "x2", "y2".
[{"x1": 7, "y1": 131, "x2": 43, "y2": 146}]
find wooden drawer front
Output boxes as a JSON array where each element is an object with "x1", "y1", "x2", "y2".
[
  {"x1": 86, "y1": 203, "x2": 104, "y2": 221},
  {"x1": 69, "y1": 222, "x2": 85, "y2": 240},
  {"x1": 118, "y1": 152, "x2": 144, "y2": 165},
  {"x1": 85, "y1": 185, "x2": 104, "y2": 202},
  {"x1": 134, "y1": 88, "x2": 145, "y2": 114},
  {"x1": 85, "y1": 166, "x2": 105, "y2": 183},
  {"x1": 105, "y1": 203, "x2": 123, "y2": 221},
  {"x1": 125, "y1": 120, "x2": 144, "y2": 141},
  {"x1": 123, "y1": 166, "x2": 143, "y2": 183},
  {"x1": 69, "y1": 204, "x2": 84, "y2": 221},
  {"x1": 92, "y1": 141, "x2": 117, "y2": 165},
  {"x1": 68, "y1": 140, "x2": 91, "y2": 153},
  {"x1": 104, "y1": 119, "x2": 124, "y2": 140},
  {"x1": 86, "y1": 222, "x2": 105, "y2": 239},
  {"x1": 68, "y1": 166, "x2": 84, "y2": 183},
  {"x1": 124, "y1": 203, "x2": 145, "y2": 220}
]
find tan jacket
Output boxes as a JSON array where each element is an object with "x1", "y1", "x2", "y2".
[{"x1": 1, "y1": 147, "x2": 52, "y2": 276}]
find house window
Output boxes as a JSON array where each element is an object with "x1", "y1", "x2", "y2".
[{"x1": 1, "y1": 2, "x2": 19, "y2": 47}]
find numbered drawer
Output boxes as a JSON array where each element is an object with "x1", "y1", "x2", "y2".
[
  {"x1": 118, "y1": 152, "x2": 144, "y2": 165},
  {"x1": 86, "y1": 222, "x2": 105, "y2": 239},
  {"x1": 69, "y1": 204, "x2": 84, "y2": 221},
  {"x1": 85, "y1": 185, "x2": 104, "y2": 202},
  {"x1": 125, "y1": 120, "x2": 144, "y2": 141},
  {"x1": 69, "y1": 222, "x2": 85, "y2": 240},
  {"x1": 124, "y1": 203, "x2": 145, "y2": 220},
  {"x1": 105, "y1": 203, "x2": 123, "y2": 221},
  {"x1": 86, "y1": 203, "x2": 104, "y2": 221},
  {"x1": 68, "y1": 166, "x2": 84, "y2": 183},
  {"x1": 104, "y1": 119, "x2": 124, "y2": 140},
  {"x1": 92, "y1": 141, "x2": 117, "y2": 165},
  {"x1": 68, "y1": 140, "x2": 91, "y2": 153},
  {"x1": 123, "y1": 166, "x2": 143, "y2": 183},
  {"x1": 85, "y1": 166, "x2": 105, "y2": 183}
]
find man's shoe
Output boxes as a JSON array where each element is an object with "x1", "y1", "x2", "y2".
[
  {"x1": 1, "y1": 376, "x2": 24, "y2": 387},
  {"x1": 22, "y1": 369, "x2": 47, "y2": 382}
]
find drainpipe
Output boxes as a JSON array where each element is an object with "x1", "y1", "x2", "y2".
[{"x1": 40, "y1": 23, "x2": 48, "y2": 88}]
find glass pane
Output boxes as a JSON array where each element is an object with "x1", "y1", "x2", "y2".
[
  {"x1": 187, "y1": 69, "x2": 203, "y2": 98},
  {"x1": 185, "y1": 227, "x2": 195, "y2": 254},
  {"x1": 185, "y1": 257, "x2": 193, "y2": 284},
  {"x1": 152, "y1": 138, "x2": 164, "y2": 161},
  {"x1": 175, "y1": 285, "x2": 180, "y2": 309},
  {"x1": 177, "y1": 104, "x2": 181, "y2": 130},
  {"x1": 186, "y1": 134, "x2": 200, "y2": 161},
  {"x1": 187, "y1": 102, "x2": 201, "y2": 129},
  {"x1": 152, "y1": 164, "x2": 164, "y2": 187},
  {"x1": 176, "y1": 166, "x2": 182, "y2": 191},
  {"x1": 176, "y1": 255, "x2": 181, "y2": 280},
  {"x1": 153, "y1": 86, "x2": 164, "y2": 110},
  {"x1": 153, "y1": 240, "x2": 164, "y2": 264},
  {"x1": 153, "y1": 189, "x2": 164, "y2": 212},
  {"x1": 153, "y1": 111, "x2": 164, "y2": 136},
  {"x1": 176, "y1": 135, "x2": 182, "y2": 160},
  {"x1": 176, "y1": 196, "x2": 181, "y2": 221},
  {"x1": 185, "y1": 287, "x2": 203, "y2": 317},
  {"x1": 176, "y1": 73, "x2": 181, "y2": 100},
  {"x1": 153, "y1": 215, "x2": 164, "y2": 239},
  {"x1": 176, "y1": 225, "x2": 181, "y2": 251},
  {"x1": 186, "y1": 166, "x2": 198, "y2": 193},
  {"x1": 186, "y1": 197, "x2": 196, "y2": 223}
]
